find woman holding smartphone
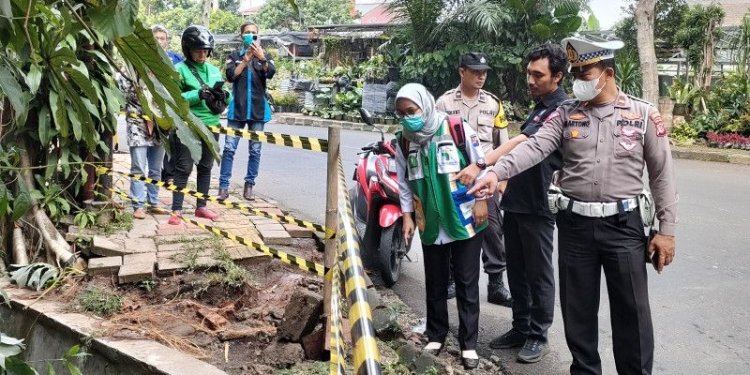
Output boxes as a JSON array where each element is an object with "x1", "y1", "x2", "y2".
[{"x1": 219, "y1": 22, "x2": 276, "y2": 201}]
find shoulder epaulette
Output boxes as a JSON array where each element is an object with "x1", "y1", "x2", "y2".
[
  {"x1": 626, "y1": 94, "x2": 655, "y2": 107},
  {"x1": 559, "y1": 99, "x2": 581, "y2": 110},
  {"x1": 482, "y1": 90, "x2": 500, "y2": 102}
]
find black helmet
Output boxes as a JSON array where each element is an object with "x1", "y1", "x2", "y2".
[{"x1": 181, "y1": 25, "x2": 214, "y2": 59}]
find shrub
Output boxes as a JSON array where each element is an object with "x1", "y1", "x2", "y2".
[{"x1": 670, "y1": 118, "x2": 700, "y2": 146}]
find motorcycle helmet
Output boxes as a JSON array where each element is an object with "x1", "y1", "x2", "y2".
[{"x1": 181, "y1": 25, "x2": 215, "y2": 60}]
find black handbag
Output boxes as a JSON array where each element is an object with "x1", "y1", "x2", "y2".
[{"x1": 186, "y1": 63, "x2": 228, "y2": 115}]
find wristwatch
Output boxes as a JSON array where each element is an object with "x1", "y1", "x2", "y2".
[{"x1": 475, "y1": 158, "x2": 487, "y2": 170}]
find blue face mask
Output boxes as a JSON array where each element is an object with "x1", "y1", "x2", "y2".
[
  {"x1": 243, "y1": 33, "x2": 256, "y2": 46},
  {"x1": 400, "y1": 115, "x2": 425, "y2": 132}
]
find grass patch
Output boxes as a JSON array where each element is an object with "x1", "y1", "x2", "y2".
[
  {"x1": 99, "y1": 210, "x2": 134, "y2": 235},
  {"x1": 275, "y1": 361, "x2": 327, "y2": 375},
  {"x1": 76, "y1": 287, "x2": 122, "y2": 317}
]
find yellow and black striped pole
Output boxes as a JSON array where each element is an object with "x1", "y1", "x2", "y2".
[
  {"x1": 210, "y1": 126, "x2": 328, "y2": 153},
  {"x1": 335, "y1": 156, "x2": 381, "y2": 375},
  {"x1": 95, "y1": 166, "x2": 335, "y2": 238}
]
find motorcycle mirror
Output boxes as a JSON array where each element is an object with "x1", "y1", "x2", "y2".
[
  {"x1": 359, "y1": 108, "x2": 384, "y2": 141},
  {"x1": 359, "y1": 108, "x2": 375, "y2": 126}
]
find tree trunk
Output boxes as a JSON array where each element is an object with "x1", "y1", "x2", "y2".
[
  {"x1": 201, "y1": 0, "x2": 212, "y2": 27},
  {"x1": 702, "y1": 19, "x2": 718, "y2": 89},
  {"x1": 18, "y1": 143, "x2": 78, "y2": 268},
  {"x1": 636, "y1": 0, "x2": 659, "y2": 104}
]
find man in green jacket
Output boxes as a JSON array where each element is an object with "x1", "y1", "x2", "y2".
[{"x1": 168, "y1": 25, "x2": 227, "y2": 225}]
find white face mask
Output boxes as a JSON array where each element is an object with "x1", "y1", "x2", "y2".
[{"x1": 572, "y1": 71, "x2": 605, "y2": 101}]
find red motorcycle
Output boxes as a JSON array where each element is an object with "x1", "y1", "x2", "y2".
[{"x1": 350, "y1": 108, "x2": 411, "y2": 286}]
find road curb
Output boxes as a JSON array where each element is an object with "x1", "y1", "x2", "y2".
[
  {"x1": 671, "y1": 147, "x2": 750, "y2": 165},
  {"x1": 0, "y1": 280, "x2": 226, "y2": 375},
  {"x1": 275, "y1": 113, "x2": 399, "y2": 133}
]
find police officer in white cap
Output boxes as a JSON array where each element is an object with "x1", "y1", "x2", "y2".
[{"x1": 470, "y1": 35, "x2": 678, "y2": 375}]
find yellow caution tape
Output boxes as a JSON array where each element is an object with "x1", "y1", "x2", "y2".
[
  {"x1": 104, "y1": 185, "x2": 328, "y2": 277},
  {"x1": 95, "y1": 166, "x2": 334, "y2": 238},
  {"x1": 210, "y1": 126, "x2": 328, "y2": 152},
  {"x1": 329, "y1": 258, "x2": 347, "y2": 375}
]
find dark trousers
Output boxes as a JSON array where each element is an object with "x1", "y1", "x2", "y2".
[
  {"x1": 504, "y1": 212, "x2": 556, "y2": 342},
  {"x1": 423, "y1": 232, "x2": 484, "y2": 350},
  {"x1": 482, "y1": 196, "x2": 506, "y2": 274},
  {"x1": 161, "y1": 153, "x2": 174, "y2": 182},
  {"x1": 556, "y1": 209, "x2": 653, "y2": 375},
  {"x1": 170, "y1": 132, "x2": 216, "y2": 211}
]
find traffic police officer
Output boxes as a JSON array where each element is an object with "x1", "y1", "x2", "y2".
[
  {"x1": 470, "y1": 36, "x2": 678, "y2": 375},
  {"x1": 436, "y1": 52, "x2": 513, "y2": 307}
]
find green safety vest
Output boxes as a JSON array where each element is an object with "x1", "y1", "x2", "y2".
[{"x1": 401, "y1": 120, "x2": 487, "y2": 245}]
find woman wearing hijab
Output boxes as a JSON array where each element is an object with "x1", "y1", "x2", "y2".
[{"x1": 394, "y1": 83, "x2": 490, "y2": 370}]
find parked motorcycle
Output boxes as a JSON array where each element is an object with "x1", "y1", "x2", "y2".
[{"x1": 349, "y1": 108, "x2": 411, "y2": 286}]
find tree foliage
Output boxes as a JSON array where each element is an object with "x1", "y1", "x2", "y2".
[
  {"x1": 0, "y1": 0, "x2": 215, "y2": 236},
  {"x1": 391, "y1": 0, "x2": 587, "y2": 104},
  {"x1": 615, "y1": 0, "x2": 688, "y2": 57},
  {"x1": 142, "y1": 3, "x2": 246, "y2": 35},
  {"x1": 675, "y1": 4, "x2": 725, "y2": 87},
  {"x1": 255, "y1": 0, "x2": 355, "y2": 30}
]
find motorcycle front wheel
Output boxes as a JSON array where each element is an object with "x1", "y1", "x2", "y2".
[{"x1": 379, "y1": 220, "x2": 405, "y2": 287}]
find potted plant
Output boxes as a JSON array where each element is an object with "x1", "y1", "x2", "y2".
[
  {"x1": 669, "y1": 80, "x2": 697, "y2": 117},
  {"x1": 332, "y1": 108, "x2": 344, "y2": 121}
]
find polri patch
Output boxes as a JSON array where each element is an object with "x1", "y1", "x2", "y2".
[{"x1": 650, "y1": 112, "x2": 667, "y2": 137}]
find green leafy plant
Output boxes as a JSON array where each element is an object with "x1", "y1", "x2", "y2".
[
  {"x1": 8, "y1": 263, "x2": 60, "y2": 292},
  {"x1": 670, "y1": 119, "x2": 699, "y2": 146},
  {"x1": 616, "y1": 50, "x2": 642, "y2": 97},
  {"x1": 76, "y1": 287, "x2": 122, "y2": 317},
  {"x1": 138, "y1": 279, "x2": 157, "y2": 293},
  {"x1": 73, "y1": 211, "x2": 96, "y2": 230}
]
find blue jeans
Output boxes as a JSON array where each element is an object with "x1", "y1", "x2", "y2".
[
  {"x1": 219, "y1": 120, "x2": 264, "y2": 189},
  {"x1": 130, "y1": 145, "x2": 165, "y2": 209}
]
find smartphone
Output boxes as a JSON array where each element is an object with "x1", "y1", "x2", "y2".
[{"x1": 212, "y1": 81, "x2": 225, "y2": 90}]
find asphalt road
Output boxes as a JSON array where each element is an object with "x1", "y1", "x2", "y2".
[{"x1": 125, "y1": 120, "x2": 750, "y2": 374}]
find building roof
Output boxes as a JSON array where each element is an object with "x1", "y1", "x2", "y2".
[
  {"x1": 360, "y1": 3, "x2": 396, "y2": 24},
  {"x1": 687, "y1": 0, "x2": 750, "y2": 26}
]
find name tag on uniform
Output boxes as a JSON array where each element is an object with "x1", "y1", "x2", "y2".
[
  {"x1": 436, "y1": 141, "x2": 460, "y2": 174},
  {"x1": 408, "y1": 149, "x2": 424, "y2": 180}
]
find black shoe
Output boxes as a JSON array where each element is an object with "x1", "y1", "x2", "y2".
[
  {"x1": 517, "y1": 339, "x2": 549, "y2": 363},
  {"x1": 217, "y1": 188, "x2": 229, "y2": 200},
  {"x1": 243, "y1": 183, "x2": 254, "y2": 201},
  {"x1": 446, "y1": 281, "x2": 456, "y2": 299},
  {"x1": 487, "y1": 271, "x2": 513, "y2": 307},
  {"x1": 461, "y1": 356, "x2": 480, "y2": 370},
  {"x1": 489, "y1": 328, "x2": 528, "y2": 349},
  {"x1": 422, "y1": 342, "x2": 443, "y2": 357}
]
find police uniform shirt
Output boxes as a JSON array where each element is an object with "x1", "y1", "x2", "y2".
[
  {"x1": 436, "y1": 87, "x2": 509, "y2": 154},
  {"x1": 500, "y1": 87, "x2": 567, "y2": 216},
  {"x1": 491, "y1": 91, "x2": 678, "y2": 236}
]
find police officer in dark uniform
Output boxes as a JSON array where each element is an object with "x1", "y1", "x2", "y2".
[
  {"x1": 437, "y1": 53, "x2": 512, "y2": 306},
  {"x1": 459, "y1": 43, "x2": 569, "y2": 363},
  {"x1": 471, "y1": 35, "x2": 678, "y2": 375}
]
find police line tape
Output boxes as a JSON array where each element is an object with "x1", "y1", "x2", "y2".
[
  {"x1": 95, "y1": 166, "x2": 335, "y2": 239},
  {"x1": 103, "y1": 185, "x2": 328, "y2": 277},
  {"x1": 118, "y1": 112, "x2": 328, "y2": 152},
  {"x1": 210, "y1": 126, "x2": 328, "y2": 153},
  {"x1": 330, "y1": 156, "x2": 381, "y2": 375},
  {"x1": 329, "y1": 257, "x2": 347, "y2": 375}
]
